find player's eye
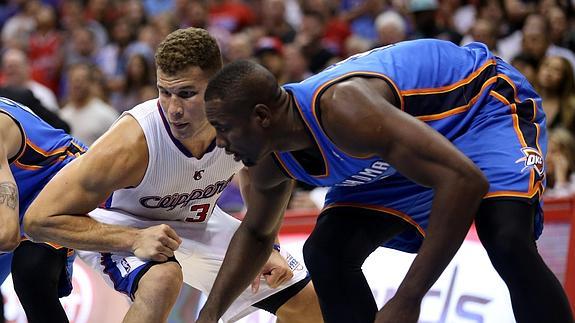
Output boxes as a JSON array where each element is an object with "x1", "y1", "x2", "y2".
[{"x1": 178, "y1": 91, "x2": 196, "y2": 99}]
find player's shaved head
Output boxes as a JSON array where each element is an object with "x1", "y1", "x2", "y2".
[{"x1": 204, "y1": 60, "x2": 281, "y2": 115}]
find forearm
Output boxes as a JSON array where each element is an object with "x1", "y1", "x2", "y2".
[
  {"x1": 24, "y1": 213, "x2": 138, "y2": 253},
  {"x1": 0, "y1": 181, "x2": 19, "y2": 251},
  {"x1": 394, "y1": 179, "x2": 485, "y2": 301},
  {"x1": 199, "y1": 225, "x2": 275, "y2": 320}
]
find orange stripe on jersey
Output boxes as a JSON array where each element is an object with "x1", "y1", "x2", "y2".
[
  {"x1": 416, "y1": 75, "x2": 498, "y2": 122},
  {"x1": 401, "y1": 59, "x2": 497, "y2": 96},
  {"x1": 310, "y1": 71, "x2": 404, "y2": 112},
  {"x1": 272, "y1": 152, "x2": 298, "y2": 179},
  {"x1": 291, "y1": 96, "x2": 330, "y2": 178},
  {"x1": 324, "y1": 202, "x2": 426, "y2": 237}
]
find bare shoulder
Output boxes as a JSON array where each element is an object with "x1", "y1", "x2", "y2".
[
  {"x1": 78, "y1": 114, "x2": 149, "y2": 188},
  {"x1": 318, "y1": 77, "x2": 397, "y2": 157}
]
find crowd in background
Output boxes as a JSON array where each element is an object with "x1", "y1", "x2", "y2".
[{"x1": 0, "y1": 0, "x2": 575, "y2": 209}]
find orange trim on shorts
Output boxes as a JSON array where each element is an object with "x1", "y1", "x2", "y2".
[
  {"x1": 323, "y1": 202, "x2": 426, "y2": 237},
  {"x1": 489, "y1": 75, "x2": 545, "y2": 196}
]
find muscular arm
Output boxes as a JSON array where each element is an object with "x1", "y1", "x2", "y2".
[
  {"x1": 199, "y1": 157, "x2": 294, "y2": 321},
  {"x1": 0, "y1": 114, "x2": 23, "y2": 251},
  {"x1": 321, "y1": 78, "x2": 489, "y2": 304},
  {"x1": 24, "y1": 116, "x2": 157, "y2": 253}
]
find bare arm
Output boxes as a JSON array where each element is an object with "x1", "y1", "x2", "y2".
[
  {"x1": 321, "y1": 78, "x2": 488, "y2": 309},
  {"x1": 198, "y1": 156, "x2": 294, "y2": 321},
  {"x1": 24, "y1": 116, "x2": 181, "y2": 260},
  {"x1": 0, "y1": 114, "x2": 23, "y2": 251}
]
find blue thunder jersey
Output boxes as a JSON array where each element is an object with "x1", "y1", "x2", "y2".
[
  {"x1": 0, "y1": 97, "x2": 87, "y2": 221},
  {"x1": 278, "y1": 39, "x2": 546, "y2": 252}
]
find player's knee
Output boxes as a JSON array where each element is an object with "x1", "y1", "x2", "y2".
[
  {"x1": 481, "y1": 230, "x2": 537, "y2": 272},
  {"x1": 12, "y1": 248, "x2": 61, "y2": 290},
  {"x1": 136, "y1": 262, "x2": 183, "y2": 299}
]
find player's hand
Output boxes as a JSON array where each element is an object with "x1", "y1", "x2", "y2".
[
  {"x1": 375, "y1": 296, "x2": 421, "y2": 323},
  {"x1": 131, "y1": 224, "x2": 182, "y2": 262},
  {"x1": 251, "y1": 249, "x2": 293, "y2": 293}
]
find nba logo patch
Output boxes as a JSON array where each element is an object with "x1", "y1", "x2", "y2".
[
  {"x1": 121, "y1": 258, "x2": 131, "y2": 273},
  {"x1": 515, "y1": 147, "x2": 544, "y2": 176}
]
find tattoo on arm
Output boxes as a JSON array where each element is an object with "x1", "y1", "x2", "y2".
[{"x1": 0, "y1": 182, "x2": 17, "y2": 209}]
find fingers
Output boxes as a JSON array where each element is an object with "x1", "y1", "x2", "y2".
[
  {"x1": 158, "y1": 224, "x2": 182, "y2": 245},
  {"x1": 159, "y1": 235, "x2": 180, "y2": 251},
  {"x1": 264, "y1": 267, "x2": 293, "y2": 288},
  {"x1": 251, "y1": 273, "x2": 262, "y2": 293}
]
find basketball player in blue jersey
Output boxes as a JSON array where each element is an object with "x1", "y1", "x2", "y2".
[
  {"x1": 198, "y1": 40, "x2": 574, "y2": 323},
  {"x1": 24, "y1": 28, "x2": 322, "y2": 323},
  {"x1": 0, "y1": 97, "x2": 86, "y2": 323}
]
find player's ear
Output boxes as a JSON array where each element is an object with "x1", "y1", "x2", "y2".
[{"x1": 253, "y1": 104, "x2": 271, "y2": 128}]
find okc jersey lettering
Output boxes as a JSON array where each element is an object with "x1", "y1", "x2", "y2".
[{"x1": 336, "y1": 161, "x2": 394, "y2": 187}]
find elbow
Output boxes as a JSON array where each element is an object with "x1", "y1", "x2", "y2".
[
  {"x1": 22, "y1": 209, "x2": 45, "y2": 242},
  {"x1": 0, "y1": 230, "x2": 20, "y2": 252},
  {"x1": 460, "y1": 166, "x2": 489, "y2": 199}
]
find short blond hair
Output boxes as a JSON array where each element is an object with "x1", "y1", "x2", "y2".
[{"x1": 155, "y1": 27, "x2": 222, "y2": 76}]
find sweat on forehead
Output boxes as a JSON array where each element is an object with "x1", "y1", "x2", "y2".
[{"x1": 204, "y1": 60, "x2": 279, "y2": 106}]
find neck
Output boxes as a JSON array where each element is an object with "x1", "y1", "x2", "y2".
[
  {"x1": 273, "y1": 89, "x2": 313, "y2": 152},
  {"x1": 179, "y1": 122, "x2": 216, "y2": 159}
]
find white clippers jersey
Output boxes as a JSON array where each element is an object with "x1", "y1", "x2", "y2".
[{"x1": 102, "y1": 99, "x2": 243, "y2": 223}]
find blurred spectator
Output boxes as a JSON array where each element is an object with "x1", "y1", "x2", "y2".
[
  {"x1": 96, "y1": 18, "x2": 137, "y2": 93},
  {"x1": 142, "y1": 0, "x2": 174, "y2": 18},
  {"x1": 282, "y1": 44, "x2": 312, "y2": 83},
  {"x1": 59, "y1": 63, "x2": 118, "y2": 145},
  {"x1": 260, "y1": 0, "x2": 297, "y2": 43},
  {"x1": 60, "y1": 0, "x2": 108, "y2": 50},
  {"x1": 1, "y1": 48, "x2": 59, "y2": 111},
  {"x1": 374, "y1": 10, "x2": 408, "y2": 47},
  {"x1": 535, "y1": 55, "x2": 575, "y2": 132},
  {"x1": 338, "y1": 0, "x2": 383, "y2": 42},
  {"x1": 0, "y1": 86, "x2": 70, "y2": 132},
  {"x1": 545, "y1": 127, "x2": 575, "y2": 196},
  {"x1": 209, "y1": 0, "x2": 256, "y2": 33},
  {"x1": 27, "y1": 4, "x2": 63, "y2": 95},
  {"x1": 302, "y1": 0, "x2": 352, "y2": 56},
  {"x1": 409, "y1": 0, "x2": 462, "y2": 43},
  {"x1": 511, "y1": 53, "x2": 539, "y2": 86},
  {"x1": 109, "y1": 53, "x2": 155, "y2": 113},
  {"x1": 344, "y1": 34, "x2": 371, "y2": 57},
  {"x1": 518, "y1": 13, "x2": 575, "y2": 73},
  {"x1": 254, "y1": 36, "x2": 287, "y2": 84},
  {"x1": 150, "y1": 12, "x2": 179, "y2": 43},
  {"x1": 84, "y1": 0, "x2": 119, "y2": 29},
  {"x1": 546, "y1": 5, "x2": 575, "y2": 53},
  {"x1": 225, "y1": 31, "x2": 254, "y2": 63},
  {"x1": 461, "y1": 18, "x2": 499, "y2": 55},
  {"x1": 2, "y1": 0, "x2": 41, "y2": 49},
  {"x1": 65, "y1": 26, "x2": 101, "y2": 68},
  {"x1": 122, "y1": 0, "x2": 149, "y2": 30},
  {"x1": 295, "y1": 10, "x2": 335, "y2": 73}
]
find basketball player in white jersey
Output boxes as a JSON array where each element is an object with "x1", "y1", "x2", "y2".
[{"x1": 23, "y1": 28, "x2": 322, "y2": 323}]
